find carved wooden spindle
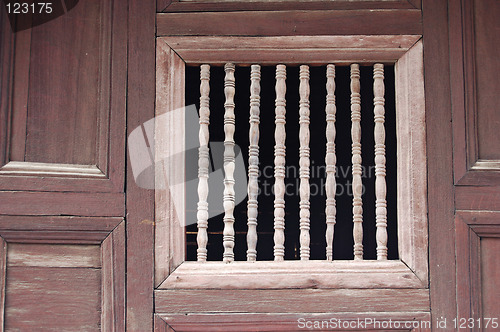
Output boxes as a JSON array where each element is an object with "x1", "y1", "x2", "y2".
[
  {"x1": 299, "y1": 65, "x2": 311, "y2": 260},
  {"x1": 223, "y1": 63, "x2": 236, "y2": 263},
  {"x1": 197, "y1": 64, "x2": 210, "y2": 262},
  {"x1": 325, "y1": 64, "x2": 337, "y2": 261},
  {"x1": 274, "y1": 64, "x2": 286, "y2": 262},
  {"x1": 373, "y1": 63, "x2": 388, "y2": 260},
  {"x1": 247, "y1": 64, "x2": 261, "y2": 262},
  {"x1": 350, "y1": 64, "x2": 363, "y2": 260}
]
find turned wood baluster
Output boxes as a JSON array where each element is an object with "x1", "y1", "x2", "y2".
[
  {"x1": 373, "y1": 63, "x2": 388, "y2": 260},
  {"x1": 325, "y1": 64, "x2": 337, "y2": 261},
  {"x1": 299, "y1": 65, "x2": 311, "y2": 260},
  {"x1": 197, "y1": 64, "x2": 210, "y2": 262},
  {"x1": 351, "y1": 64, "x2": 364, "y2": 260},
  {"x1": 247, "y1": 64, "x2": 261, "y2": 262},
  {"x1": 274, "y1": 64, "x2": 286, "y2": 261},
  {"x1": 223, "y1": 63, "x2": 236, "y2": 263}
]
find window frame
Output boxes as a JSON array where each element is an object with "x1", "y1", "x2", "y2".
[{"x1": 154, "y1": 36, "x2": 428, "y2": 291}]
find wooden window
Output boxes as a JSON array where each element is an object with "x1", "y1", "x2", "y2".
[{"x1": 155, "y1": 35, "x2": 428, "y2": 293}]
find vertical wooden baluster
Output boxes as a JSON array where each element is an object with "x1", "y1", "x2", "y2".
[
  {"x1": 247, "y1": 64, "x2": 261, "y2": 262},
  {"x1": 351, "y1": 63, "x2": 363, "y2": 260},
  {"x1": 274, "y1": 64, "x2": 286, "y2": 261},
  {"x1": 373, "y1": 63, "x2": 388, "y2": 260},
  {"x1": 223, "y1": 63, "x2": 236, "y2": 263},
  {"x1": 299, "y1": 65, "x2": 311, "y2": 260},
  {"x1": 325, "y1": 64, "x2": 337, "y2": 261},
  {"x1": 197, "y1": 64, "x2": 210, "y2": 262}
]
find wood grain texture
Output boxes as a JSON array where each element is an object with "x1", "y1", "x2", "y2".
[
  {"x1": 161, "y1": 0, "x2": 418, "y2": 12},
  {"x1": 350, "y1": 64, "x2": 363, "y2": 260},
  {"x1": 5, "y1": 267, "x2": 101, "y2": 331},
  {"x1": 155, "y1": 288, "x2": 430, "y2": 314},
  {"x1": 273, "y1": 64, "x2": 286, "y2": 261},
  {"x1": 7, "y1": 243, "x2": 101, "y2": 268},
  {"x1": 480, "y1": 237, "x2": 500, "y2": 321},
  {"x1": 394, "y1": 40, "x2": 428, "y2": 285},
  {"x1": 159, "y1": 312, "x2": 432, "y2": 332},
  {"x1": 455, "y1": 186, "x2": 500, "y2": 211},
  {"x1": 159, "y1": 261, "x2": 425, "y2": 290},
  {"x1": 126, "y1": 0, "x2": 156, "y2": 330},
  {"x1": 154, "y1": 314, "x2": 174, "y2": 332},
  {"x1": 422, "y1": 0, "x2": 457, "y2": 323},
  {"x1": 325, "y1": 64, "x2": 336, "y2": 261},
  {"x1": 0, "y1": 237, "x2": 6, "y2": 332},
  {"x1": 223, "y1": 63, "x2": 236, "y2": 263},
  {"x1": 0, "y1": 191, "x2": 125, "y2": 217},
  {"x1": 246, "y1": 64, "x2": 260, "y2": 262},
  {"x1": 101, "y1": 221, "x2": 126, "y2": 332},
  {"x1": 0, "y1": 215, "x2": 122, "y2": 233},
  {"x1": 298, "y1": 65, "x2": 311, "y2": 260},
  {"x1": 155, "y1": 40, "x2": 185, "y2": 286},
  {"x1": 157, "y1": 10, "x2": 422, "y2": 36}
]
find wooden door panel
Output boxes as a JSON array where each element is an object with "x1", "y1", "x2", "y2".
[
  {"x1": 0, "y1": 0, "x2": 126, "y2": 193},
  {"x1": 451, "y1": 0, "x2": 500, "y2": 186},
  {"x1": 0, "y1": 216, "x2": 125, "y2": 331}
]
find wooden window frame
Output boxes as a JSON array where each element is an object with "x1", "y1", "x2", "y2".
[{"x1": 154, "y1": 35, "x2": 428, "y2": 294}]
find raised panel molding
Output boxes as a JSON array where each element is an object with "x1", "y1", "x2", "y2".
[
  {"x1": 0, "y1": 0, "x2": 127, "y2": 193},
  {"x1": 455, "y1": 212, "x2": 500, "y2": 326},
  {"x1": 0, "y1": 216, "x2": 125, "y2": 331},
  {"x1": 450, "y1": 0, "x2": 500, "y2": 186}
]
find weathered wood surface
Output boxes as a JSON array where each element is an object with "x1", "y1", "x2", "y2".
[
  {"x1": 325, "y1": 64, "x2": 336, "y2": 261},
  {"x1": 0, "y1": 215, "x2": 121, "y2": 232},
  {"x1": 157, "y1": 10, "x2": 422, "y2": 36},
  {"x1": 0, "y1": 191, "x2": 125, "y2": 217},
  {"x1": 101, "y1": 221, "x2": 126, "y2": 332},
  {"x1": 159, "y1": 312, "x2": 432, "y2": 332},
  {"x1": 197, "y1": 64, "x2": 210, "y2": 262},
  {"x1": 273, "y1": 64, "x2": 287, "y2": 261},
  {"x1": 159, "y1": 261, "x2": 425, "y2": 290},
  {"x1": 7, "y1": 244, "x2": 101, "y2": 268},
  {"x1": 350, "y1": 64, "x2": 363, "y2": 260},
  {"x1": 0, "y1": 237, "x2": 6, "y2": 331},
  {"x1": 394, "y1": 40, "x2": 428, "y2": 284},
  {"x1": 299, "y1": 65, "x2": 311, "y2": 260},
  {"x1": 247, "y1": 64, "x2": 260, "y2": 262},
  {"x1": 373, "y1": 64, "x2": 388, "y2": 260},
  {"x1": 155, "y1": 288, "x2": 430, "y2": 313},
  {"x1": 223, "y1": 63, "x2": 236, "y2": 263},
  {"x1": 155, "y1": 40, "x2": 185, "y2": 286},
  {"x1": 422, "y1": 0, "x2": 457, "y2": 323},
  {"x1": 161, "y1": 0, "x2": 419, "y2": 12},
  {"x1": 5, "y1": 267, "x2": 101, "y2": 331}
]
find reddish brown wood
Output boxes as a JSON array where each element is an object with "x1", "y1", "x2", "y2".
[
  {"x1": 159, "y1": 312, "x2": 432, "y2": 331},
  {"x1": 0, "y1": 215, "x2": 122, "y2": 232},
  {"x1": 422, "y1": 0, "x2": 457, "y2": 324},
  {"x1": 7, "y1": 243, "x2": 101, "y2": 268},
  {"x1": 101, "y1": 221, "x2": 126, "y2": 332},
  {"x1": 157, "y1": 10, "x2": 422, "y2": 36},
  {"x1": 480, "y1": 237, "x2": 500, "y2": 321},
  {"x1": 0, "y1": 0, "x2": 126, "y2": 193},
  {"x1": 155, "y1": 289, "x2": 430, "y2": 314},
  {"x1": 5, "y1": 267, "x2": 101, "y2": 331},
  {"x1": 455, "y1": 186, "x2": 500, "y2": 211},
  {"x1": 0, "y1": 191, "x2": 125, "y2": 217},
  {"x1": 157, "y1": 0, "x2": 172, "y2": 12},
  {"x1": 126, "y1": 0, "x2": 156, "y2": 330},
  {"x1": 161, "y1": 0, "x2": 417, "y2": 12},
  {"x1": 0, "y1": 237, "x2": 6, "y2": 332},
  {"x1": 0, "y1": 7, "x2": 14, "y2": 167}
]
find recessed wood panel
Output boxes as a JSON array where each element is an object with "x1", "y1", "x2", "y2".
[
  {"x1": 5, "y1": 266, "x2": 101, "y2": 331},
  {"x1": 474, "y1": 0, "x2": 500, "y2": 161},
  {"x1": 480, "y1": 237, "x2": 500, "y2": 320},
  {"x1": 10, "y1": 0, "x2": 103, "y2": 165}
]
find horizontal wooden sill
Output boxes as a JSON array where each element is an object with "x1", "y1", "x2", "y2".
[{"x1": 158, "y1": 260, "x2": 425, "y2": 290}]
